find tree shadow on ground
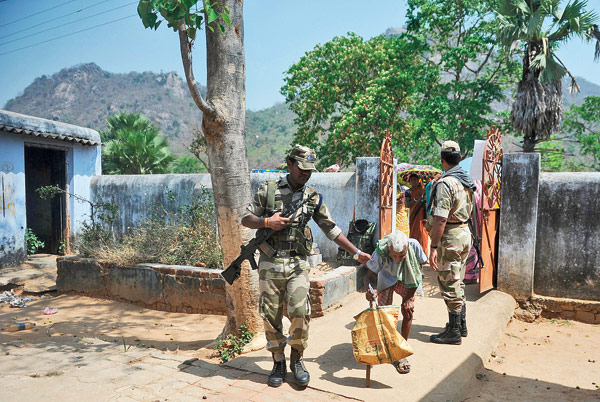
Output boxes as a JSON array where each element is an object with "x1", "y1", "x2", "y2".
[
  {"x1": 176, "y1": 357, "x2": 314, "y2": 392},
  {"x1": 0, "y1": 294, "x2": 225, "y2": 352}
]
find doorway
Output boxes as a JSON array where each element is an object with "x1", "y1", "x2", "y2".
[{"x1": 24, "y1": 146, "x2": 67, "y2": 254}]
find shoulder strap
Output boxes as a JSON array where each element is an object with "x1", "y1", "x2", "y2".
[
  {"x1": 305, "y1": 186, "x2": 323, "y2": 210},
  {"x1": 266, "y1": 180, "x2": 276, "y2": 211}
]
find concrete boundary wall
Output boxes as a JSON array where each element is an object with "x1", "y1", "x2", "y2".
[
  {"x1": 498, "y1": 153, "x2": 600, "y2": 303},
  {"x1": 534, "y1": 172, "x2": 600, "y2": 301},
  {"x1": 90, "y1": 157, "x2": 390, "y2": 261}
]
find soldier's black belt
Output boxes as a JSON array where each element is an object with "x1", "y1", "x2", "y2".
[
  {"x1": 258, "y1": 242, "x2": 300, "y2": 258},
  {"x1": 446, "y1": 221, "x2": 468, "y2": 227}
]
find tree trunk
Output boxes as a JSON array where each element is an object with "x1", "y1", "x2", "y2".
[
  {"x1": 202, "y1": 0, "x2": 263, "y2": 338},
  {"x1": 511, "y1": 42, "x2": 562, "y2": 152}
]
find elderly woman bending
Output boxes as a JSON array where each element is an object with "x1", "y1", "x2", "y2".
[{"x1": 363, "y1": 230, "x2": 427, "y2": 374}]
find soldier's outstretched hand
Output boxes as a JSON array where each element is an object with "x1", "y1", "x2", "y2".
[
  {"x1": 267, "y1": 212, "x2": 290, "y2": 231},
  {"x1": 357, "y1": 252, "x2": 372, "y2": 265}
]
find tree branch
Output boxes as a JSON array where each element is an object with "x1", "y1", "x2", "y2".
[
  {"x1": 476, "y1": 45, "x2": 495, "y2": 75},
  {"x1": 177, "y1": 20, "x2": 216, "y2": 117},
  {"x1": 553, "y1": 52, "x2": 580, "y2": 93}
]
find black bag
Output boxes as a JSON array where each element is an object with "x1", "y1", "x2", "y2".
[{"x1": 336, "y1": 219, "x2": 376, "y2": 265}]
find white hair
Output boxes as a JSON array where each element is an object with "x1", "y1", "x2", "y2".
[{"x1": 387, "y1": 230, "x2": 408, "y2": 252}]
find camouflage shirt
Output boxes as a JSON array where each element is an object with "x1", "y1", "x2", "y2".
[
  {"x1": 430, "y1": 176, "x2": 473, "y2": 223},
  {"x1": 246, "y1": 175, "x2": 343, "y2": 241}
]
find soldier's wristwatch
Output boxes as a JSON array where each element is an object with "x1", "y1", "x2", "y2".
[{"x1": 353, "y1": 250, "x2": 362, "y2": 260}]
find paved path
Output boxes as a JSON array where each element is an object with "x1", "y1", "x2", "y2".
[
  {"x1": 226, "y1": 286, "x2": 515, "y2": 401},
  {"x1": 0, "y1": 281, "x2": 515, "y2": 402},
  {"x1": 0, "y1": 254, "x2": 57, "y2": 292}
]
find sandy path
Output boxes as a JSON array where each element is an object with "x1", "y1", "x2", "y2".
[{"x1": 464, "y1": 317, "x2": 600, "y2": 401}]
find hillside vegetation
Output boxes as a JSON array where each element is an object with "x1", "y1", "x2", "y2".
[
  {"x1": 4, "y1": 62, "x2": 599, "y2": 168},
  {"x1": 4, "y1": 63, "x2": 295, "y2": 168}
]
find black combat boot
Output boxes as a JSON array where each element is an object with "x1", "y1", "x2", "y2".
[
  {"x1": 430, "y1": 312, "x2": 462, "y2": 345},
  {"x1": 290, "y1": 348, "x2": 310, "y2": 386},
  {"x1": 267, "y1": 356, "x2": 286, "y2": 387},
  {"x1": 460, "y1": 304, "x2": 468, "y2": 337},
  {"x1": 430, "y1": 322, "x2": 450, "y2": 342}
]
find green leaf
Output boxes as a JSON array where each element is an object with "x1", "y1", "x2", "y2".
[
  {"x1": 526, "y1": 9, "x2": 543, "y2": 38},
  {"x1": 206, "y1": 6, "x2": 219, "y2": 24},
  {"x1": 187, "y1": 27, "x2": 196, "y2": 40},
  {"x1": 181, "y1": 0, "x2": 197, "y2": 9},
  {"x1": 513, "y1": 0, "x2": 531, "y2": 15},
  {"x1": 222, "y1": 12, "x2": 230, "y2": 27},
  {"x1": 194, "y1": 13, "x2": 203, "y2": 28},
  {"x1": 218, "y1": 23, "x2": 226, "y2": 34},
  {"x1": 137, "y1": 1, "x2": 157, "y2": 29}
]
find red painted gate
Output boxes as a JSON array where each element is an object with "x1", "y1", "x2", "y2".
[
  {"x1": 379, "y1": 130, "x2": 394, "y2": 239},
  {"x1": 479, "y1": 126, "x2": 503, "y2": 293}
]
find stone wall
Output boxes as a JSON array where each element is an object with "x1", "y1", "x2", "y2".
[
  {"x1": 57, "y1": 256, "x2": 227, "y2": 315},
  {"x1": 57, "y1": 256, "x2": 360, "y2": 318},
  {"x1": 515, "y1": 295, "x2": 600, "y2": 324}
]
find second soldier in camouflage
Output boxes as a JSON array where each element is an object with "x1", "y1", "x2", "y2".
[{"x1": 426, "y1": 140, "x2": 476, "y2": 345}]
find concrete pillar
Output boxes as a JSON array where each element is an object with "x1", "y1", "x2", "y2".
[
  {"x1": 497, "y1": 153, "x2": 540, "y2": 300},
  {"x1": 355, "y1": 157, "x2": 397, "y2": 242}
]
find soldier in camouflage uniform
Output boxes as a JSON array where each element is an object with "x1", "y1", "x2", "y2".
[
  {"x1": 426, "y1": 140, "x2": 476, "y2": 345},
  {"x1": 242, "y1": 145, "x2": 372, "y2": 388}
]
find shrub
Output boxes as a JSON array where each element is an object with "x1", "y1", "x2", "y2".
[
  {"x1": 25, "y1": 228, "x2": 44, "y2": 254},
  {"x1": 81, "y1": 188, "x2": 222, "y2": 268},
  {"x1": 214, "y1": 325, "x2": 254, "y2": 363}
]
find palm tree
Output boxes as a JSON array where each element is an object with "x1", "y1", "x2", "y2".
[
  {"x1": 496, "y1": 0, "x2": 600, "y2": 151},
  {"x1": 100, "y1": 113, "x2": 150, "y2": 142},
  {"x1": 101, "y1": 113, "x2": 175, "y2": 174}
]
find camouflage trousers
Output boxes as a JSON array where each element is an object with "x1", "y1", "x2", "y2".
[
  {"x1": 258, "y1": 253, "x2": 311, "y2": 362},
  {"x1": 437, "y1": 225, "x2": 472, "y2": 313}
]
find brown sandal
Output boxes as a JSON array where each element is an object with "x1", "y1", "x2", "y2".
[{"x1": 392, "y1": 358, "x2": 411, "y2": 374}]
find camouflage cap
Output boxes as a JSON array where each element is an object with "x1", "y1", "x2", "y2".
[
  {"x1": 288, "y1": 144, "x2": 317, "y2": 171},
  {"x1": 441, "y1": 140, "x2": 461, "y2": 153}
]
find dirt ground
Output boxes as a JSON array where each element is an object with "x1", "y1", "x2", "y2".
[
  {"x1": 0, "y1": 293, "x2": 226, "y2": 362},
  {"x1": 2, "y1": 291, "x2": 599, "y2": 401},
  {"x1": 463, "y1": 317, "x2": 600, "y2": 401}
]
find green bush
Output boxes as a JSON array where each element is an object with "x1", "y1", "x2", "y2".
[
  {"x1": 37, "y1": 184, "x2": 221, "y2": 269},
  {"x1": 24, "y1": 228, "x2": 44, "y2": 254},
  {"x1": 214, "y1": 325, "x2": 254, "y2": 363}
]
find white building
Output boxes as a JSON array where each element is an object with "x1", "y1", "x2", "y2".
[{"x1": 0, "y1": 110, "x2": 101, "y2": 267}]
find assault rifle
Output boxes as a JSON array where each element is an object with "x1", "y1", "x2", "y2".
[
  {"x1": 467, "y1": 217, "x2": 485, "y2": 272},
  {"x1": 221, "y1": 192, "x2": 318, "y2": 285}
]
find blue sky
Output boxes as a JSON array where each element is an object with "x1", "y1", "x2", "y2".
[{"x1": 0, "y1": 0, "x2": 598, "y2": 111}]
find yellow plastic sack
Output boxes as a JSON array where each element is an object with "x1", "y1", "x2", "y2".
[{"x1": 351, "y1": 305, "x2": 414, "y2": 365}]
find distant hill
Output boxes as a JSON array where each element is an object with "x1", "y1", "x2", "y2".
[
  {"x1": 245, "y1": 102, "x2": 296, "y2": 168},
  {"x1": 3, "y1": 63, "x2": 294, "y2": 168},
  {"x1": 4, "y1": 62, "x2": 600, "y2": 169},
  {"x1": 561, "y1": 76, "x2": 600, "y2": 107}
]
